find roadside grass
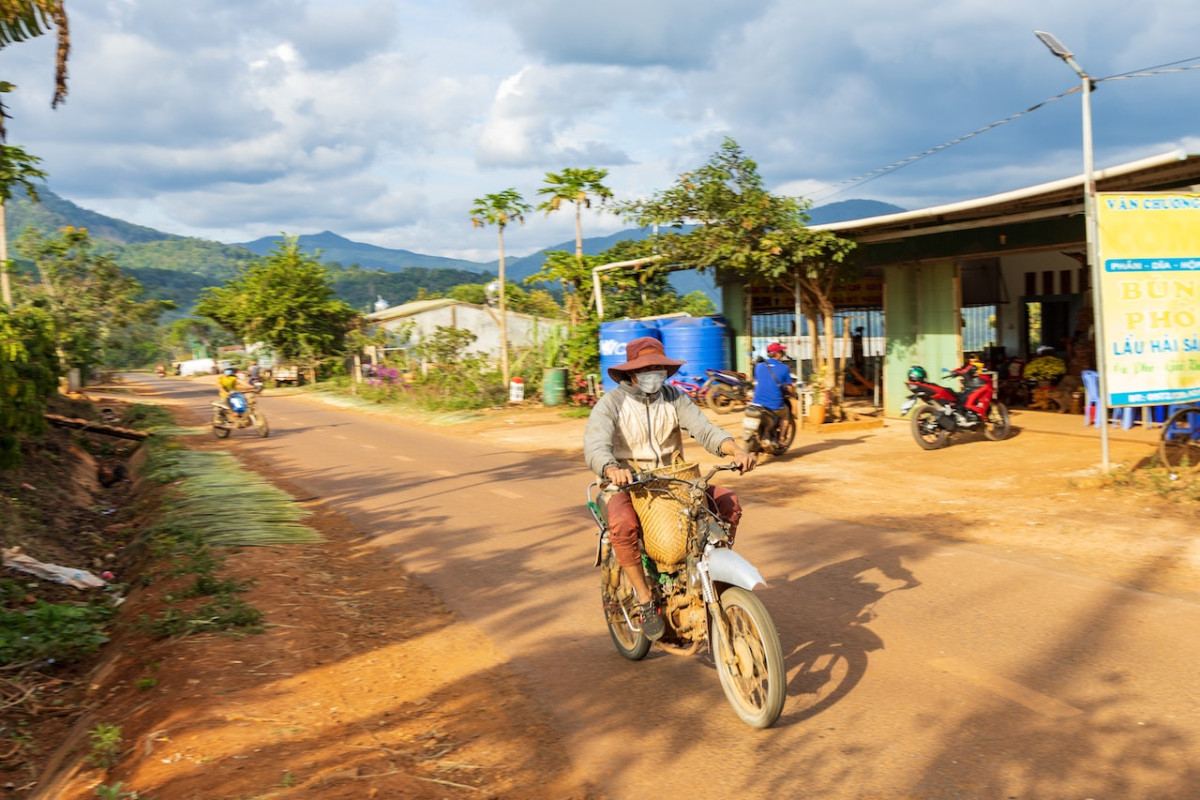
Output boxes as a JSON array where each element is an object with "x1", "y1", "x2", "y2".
[
  {"x1": 132, "y1": 436, "x2": 322, "y2": 637},
  {"x1": 1094, "y1": 457, "x2": 1200, "y2": 503}
]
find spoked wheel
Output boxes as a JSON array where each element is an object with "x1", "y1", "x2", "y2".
[
  {"x1": 711, "y1": 586, "x2": 786, "y2": 729},
  {"x1": 1158, "y1": 406, "x2": 1200, "y2": 475},
  {"x1": 983, "y1": 401, "x2": 1011, "y2": 441},
  {"x1": 600, "y1": 546, "x2": 651, "y2": 661},
  {"x1": 707, "y1": 386, "x2": 740, "y2": 414},
  {"x1": 910, "y1": 404, "x2": 949, "y2": 450},
  {"x1": 212, "y1": 410, "x2": 231, "y2": 439},
  {"x1": 767, "y1": 411, "x2": 796, "y2": 455},
  {"x1": 251, "y1": 410, "x2": 270, "y2": 438}
]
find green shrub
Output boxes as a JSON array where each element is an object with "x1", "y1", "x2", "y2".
[{"x1": 0, "y1": 601, "x2": 114, "y2": 666}]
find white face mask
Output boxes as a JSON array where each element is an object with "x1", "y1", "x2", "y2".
[{"x1": 634, "y1": 370, "x2": 667, "y2": 394}]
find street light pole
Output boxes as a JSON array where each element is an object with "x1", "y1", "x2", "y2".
[{"x1": 1035, "y1": 30, "x2": 1110, "y2": 470}]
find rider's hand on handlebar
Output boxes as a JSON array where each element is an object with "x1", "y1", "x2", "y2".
[
  {"x1": 721, "y1": 440, "x2": 757, "y2": 474},
  {"x1": 604, "y1": 465, "x2": 634, "y2": 487}
]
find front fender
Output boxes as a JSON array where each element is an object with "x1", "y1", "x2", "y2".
[{"x1": 708, "y1": 548, "x2": 765, "y2": 591}]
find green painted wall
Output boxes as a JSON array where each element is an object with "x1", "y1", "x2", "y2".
[
  {"x1": 883, "y1": 261, "x2": 961, "y2": 416},
  {"x1": 722, "y1": 281, "x2": 751, "y2": 373}
]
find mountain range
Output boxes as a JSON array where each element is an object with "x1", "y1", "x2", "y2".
[{"x1": 6, "y1": 189, "x2": 904, "y2": 314}]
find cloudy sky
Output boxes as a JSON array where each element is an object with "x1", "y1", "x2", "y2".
[{"x1": 2, "y1": 0, "x2": 1198, "y2": 262}]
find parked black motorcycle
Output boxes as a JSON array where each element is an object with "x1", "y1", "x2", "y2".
[{"x1": 703, "y1": 369, "x2": 753, "y2": 414}]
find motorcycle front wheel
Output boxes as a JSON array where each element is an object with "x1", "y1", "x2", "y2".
[
  {"x1": 600, "y1": 546, "x2": 651, "y2": 661},
  {"x1": 211, "y1": 410, "x2": 231, "y2": 439},
  {"x1": 250, "y1": 410, "x2": 270, "y2": 438},
  {"x1": 707, "y1": 386, "x2": 740, "y2": 414},
  {"x1": 911, "y1": 404, "x2": 949, "y2": 450},
  {"x1": 983, "y1": 402, "x2": 1010, "y2": 441},
  {"x1": 711, "y1": 586, "x2": 786, "y2": 729}
]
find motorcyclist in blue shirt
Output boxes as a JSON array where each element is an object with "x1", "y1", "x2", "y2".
[{"x1": 750, "y1": 343, "x2": 796, "y2": 443}]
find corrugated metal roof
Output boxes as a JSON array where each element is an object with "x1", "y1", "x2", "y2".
[
  {"x1": 364, "y1": 297, "x2": 564, "y2": 324},
  {"x1": 814, "y1": 150, "x2": 1200, "y2": 244}
]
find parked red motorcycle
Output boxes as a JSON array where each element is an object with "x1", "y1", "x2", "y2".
[{"x1": 900, "y1": 363, "x2": 1010, "y2": 449}]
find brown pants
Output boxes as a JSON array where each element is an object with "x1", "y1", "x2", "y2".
[{"x1": 605, "y1": 486, "x2": 742, "y2": 567}]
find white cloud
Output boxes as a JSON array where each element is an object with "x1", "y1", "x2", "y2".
[{"x1": 0, "y1": 0, "x2": 1196, "y2": 259}]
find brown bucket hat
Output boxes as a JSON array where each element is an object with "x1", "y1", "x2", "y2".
[{"x1": 608, "y1": 336, "x2": 685, "y2": 384}]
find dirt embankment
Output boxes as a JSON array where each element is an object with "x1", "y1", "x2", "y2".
[{"x1": 5, "y1": 392, "x2": 597, "y2": 800}]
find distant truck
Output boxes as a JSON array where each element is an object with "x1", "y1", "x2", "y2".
[{"x1": 272, "y1": 364, "x2": 302, "y2": 386}]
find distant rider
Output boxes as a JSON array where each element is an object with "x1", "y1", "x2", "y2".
[
  {"x1": 583, "y1": 337, "x2": 756, "y2": 641},
  {"x1": 749, "y1": 342, "x2": 796, "y2": 444},
  {"x1": 216, "y1": 367, "x2": 251, "y2": 412}
]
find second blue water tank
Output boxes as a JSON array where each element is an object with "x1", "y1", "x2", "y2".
[{"x1": 659, "y1": 316, "x2": 729, "y2": 385}]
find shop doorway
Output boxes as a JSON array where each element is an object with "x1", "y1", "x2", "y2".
[{"x1": 1023, "y1": 295, "x2": 1076, "y2": 356}]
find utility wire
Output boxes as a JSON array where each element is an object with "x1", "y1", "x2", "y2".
[{"x1": 810, "y1": 58, "x2": 1200, "y2": 203}]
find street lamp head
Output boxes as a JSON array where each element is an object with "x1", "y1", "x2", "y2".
[{"x1": 1034, "y1": 30, "x2": 1073, "y2": 60}]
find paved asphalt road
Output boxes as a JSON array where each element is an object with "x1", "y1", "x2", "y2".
[{"x1": 138, "y1": 376, "x2": 1200, "y2": 799}]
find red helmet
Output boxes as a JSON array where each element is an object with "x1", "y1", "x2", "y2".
[{"x1": 766, "y1": 342, "x2": 785, "y2": 355}]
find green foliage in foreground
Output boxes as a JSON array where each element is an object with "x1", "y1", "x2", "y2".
[
  {"x1": 0, "y1": 305, "x2": 60, "y2": 470},
  {"x1": 0, "y1": 598, "x2": 114, "y2": 666}
]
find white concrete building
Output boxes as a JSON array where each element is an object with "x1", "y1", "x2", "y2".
[{"x1": 364, "y1": 298, "x2": 566, "y2": 365}]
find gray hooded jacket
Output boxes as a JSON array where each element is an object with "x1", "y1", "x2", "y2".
[{"x1": 583, "y1": 381, "x2": 734, "y2": 477}]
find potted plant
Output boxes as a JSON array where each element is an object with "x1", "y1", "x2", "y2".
[{"x1": 805, "y1": 366, "x2": 829, "y2": 425}]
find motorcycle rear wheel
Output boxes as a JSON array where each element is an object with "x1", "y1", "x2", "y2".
[
  {"x1": 983, "y1": 402, "x2": 1010, "y2": 441},
  {"x1": 251, "y1": 410, "x2": 270, "y2": 438},
  {"x1": 911, "y1": 404, "x2": 949, "y2": 450},
  {"x1": 707, "y1": 386, "x2": 741, "y2": 414},
  {"x1": 767, "y1": 411, "x2": 796, "y2": 456},
  {"x1": 711, "y1": 586, "x2": 785, "y2": 729},
  {"x1": 600, "y1": 547, "x2": 651, "y2": 661},
  {"x1": 212, "y1": 410, "x2": 231, "y2": 439}
]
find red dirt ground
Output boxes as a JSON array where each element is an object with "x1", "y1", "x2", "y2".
[{"x1": 8, "y1": 382, "x2": 1199, "y2": 799}]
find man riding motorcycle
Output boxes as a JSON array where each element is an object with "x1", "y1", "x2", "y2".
[
  {"x1": 749, "y1": 342, "x2": 797, "y2": 447},
  {"x1": 583, "y1": 337, "x2": 756, "y2": 641}
]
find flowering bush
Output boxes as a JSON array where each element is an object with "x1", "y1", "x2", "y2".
[
  {"x1": 363, "y1": 366, "x2": 409, "y2": 401},
  {"x1": 1023, "y1": 356, "x2": 1066, "y2": 383}
]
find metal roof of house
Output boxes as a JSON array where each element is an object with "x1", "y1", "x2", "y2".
[
  {"x1": 813, "y1": 149, "x2": 1200, "y2": 245},
  {"x1": 364, "y1": 297, "x2": 564, "y2": 324}
]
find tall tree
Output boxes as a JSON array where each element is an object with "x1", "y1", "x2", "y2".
[
  {"x1": 621, "y1": 138, "x2": 854, "y2": 401},
  {"x1": 15, "y1": 226, "x2": 170, "y2": 374},
  {"x1": 195, "y1": 236, "x2": 357, "y2": 382},
  {"x1": 470, "y1": 188, "x2": 530, "y2": 386},
  {"x1": 537, "y1": 167, "x2": 612, "y2": 325},
  {"x1": 0, "y1": 143, "x2": 46, "y2": 308}
]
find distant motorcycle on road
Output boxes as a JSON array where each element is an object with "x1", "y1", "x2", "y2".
[
  {"x1": 742, "y1": 400, "x2": 796, "y2": 456},
  {"x1": 212, "y1": 389, "x2": 269, "y2": 439}
]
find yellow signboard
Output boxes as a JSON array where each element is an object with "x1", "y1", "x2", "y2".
[{"x1": 1096, "y1": 192, "x2": 1200, "y2": 405}]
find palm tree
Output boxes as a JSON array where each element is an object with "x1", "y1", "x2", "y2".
[
  {"x1": 470, "y1": 188, "x2": 531, "y2": 387},
  {"x1": 0, "y1": 1, "x2": 71, "y2": 138},
  {"x1": 0, "y1": 1, "x2": 69, "y2": 309},
  {"x1": 537, "y1": 168, "x2": 612, "y2": 324}
]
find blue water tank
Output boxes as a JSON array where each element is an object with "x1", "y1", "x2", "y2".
[
  {"x1": 599, "y1": 319, "x2": 661, "y2": 392},
  {"x1": 660, "y1": 316, "x2": 729, "y2": 385}
]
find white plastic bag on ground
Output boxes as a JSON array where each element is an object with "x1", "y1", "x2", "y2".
[{"x1": 2, "y1": 547, "x2": 108, "y2": 589}]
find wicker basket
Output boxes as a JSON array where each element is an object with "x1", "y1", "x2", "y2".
[{"x1": 628, "y1": 461, "x2": 700, "y2": 567}]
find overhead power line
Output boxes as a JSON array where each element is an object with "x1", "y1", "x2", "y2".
[{"x1": 810, "y1": 58, "x2": 1200, "y2": 204}]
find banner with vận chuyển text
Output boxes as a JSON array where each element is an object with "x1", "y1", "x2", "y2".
[{"x1": 1096, "y1": 192, "x2": 1200, "y2": 407}]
